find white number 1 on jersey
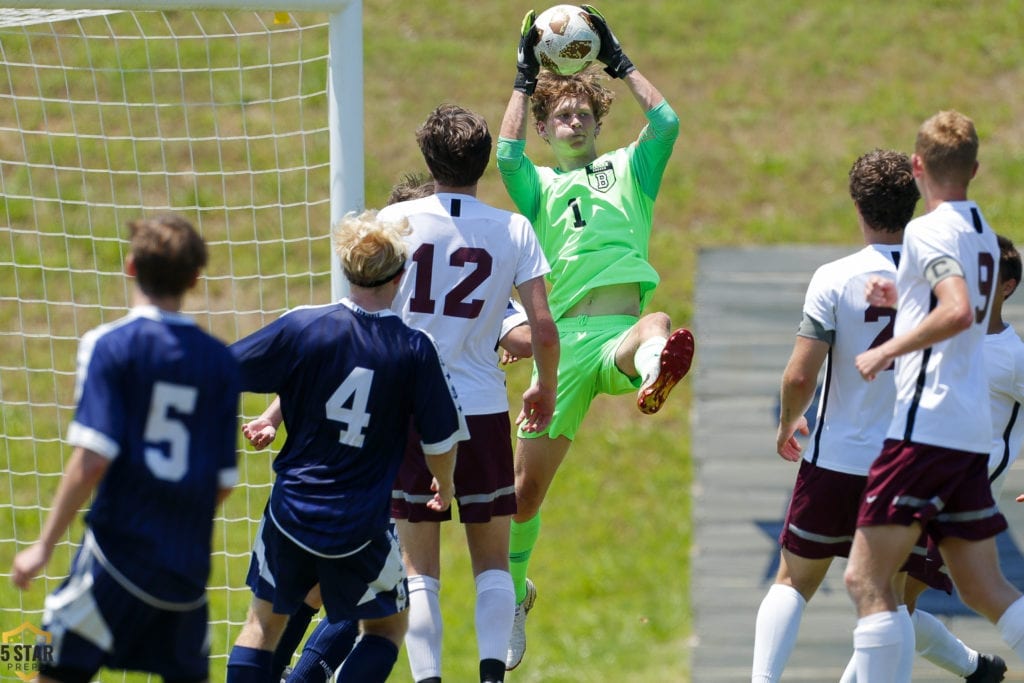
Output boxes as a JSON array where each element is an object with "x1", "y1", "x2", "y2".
[{"x1": 326, "y1": 367, "x2": 374, "y2": 448}]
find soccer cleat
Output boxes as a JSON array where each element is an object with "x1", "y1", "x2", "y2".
[
  {"x1": 637, "y1": 328, "x2": 695, "y2": 415},
  {"x1": 966, "y1": 653, "x2": 1007, "y2": 682},
  {"x1": 505, "y1": 578, "x2": 537, "y2": 671}
]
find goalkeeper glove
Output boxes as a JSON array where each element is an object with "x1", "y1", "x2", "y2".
[
  {"x1": 581, "y1": 4, "x2": 635, "y2": 79},
  {"x1": 514, "y1": 9, "x2": 541, "y2": 95}
]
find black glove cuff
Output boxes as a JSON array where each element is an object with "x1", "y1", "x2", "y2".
[
  {"x1": 604, "y1": 54, "x2": 635, "y2": 79},
  {"x1": 514, "y1": 72, "x2": 537, "y2": 96}
]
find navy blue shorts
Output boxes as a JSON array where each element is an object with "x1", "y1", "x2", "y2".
[
  {"x1": 246, "y1": 515, "x2": 407, "y2": 623},
  {"x1": 40, "y1": 533, "x2": 209, "y2": 682}
]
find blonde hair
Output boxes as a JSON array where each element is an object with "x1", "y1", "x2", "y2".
[
  {"x1": 915, "y1": 110, "x2": 979, "y2": 186},
  {"x1": 332, "y1": 210, "x2": 410, "y2": 288}
]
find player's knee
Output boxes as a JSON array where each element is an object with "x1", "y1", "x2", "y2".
[
  {"x1": 639, "y1": 311, "x2": 670, "y2": 337},
  {"x1": 513, "y1": 493, "x2": 542, "y2": 521},
  {"x1": 361, "y1": 612, "x2": 408, "y2": 648},
  {"x1": 514, "y1": 479, "x2": 545, "y2": 516},
  {"x1": 843, "y1": 565, "x2": 870, "y2": 604}
]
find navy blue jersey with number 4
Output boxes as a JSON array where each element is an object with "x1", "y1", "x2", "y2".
[
  {"x1": 230, "y1": 299, "x2": 467, "y2": 557},
  {"x1": 69, "y1": 306, "x2": 240, "y2": 605}
]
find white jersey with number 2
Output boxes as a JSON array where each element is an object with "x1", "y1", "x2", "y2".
[
  {"x1": 801, "y1": 243, "x2": 902, "y2": 475},
  {"x1": 382, "y1": 193, "x2": 550, "y2": 415}
]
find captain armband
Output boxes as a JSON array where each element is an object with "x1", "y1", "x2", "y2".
[
  {"x1": 923, "y1": 255, "x2": 965, "y2": 287},
  {"x1": 797, "y1": 313, "x2": 834, "y2": 344}
]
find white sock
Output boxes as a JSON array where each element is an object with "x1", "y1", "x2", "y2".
[
  {"x1": 853, "y1": 610, "x2": 912, "y2": 683},
  {"x1": 997, "y1": 594, "x2": 1024, "y2": 660},
  {"x1": 475, "y1": 569, "x2": 516, "y2": 664},
  {"x1": 634, "y1": 335, "x2": 667, "y2": 385},
  {"x1": 405, "y1": 574, "x2": 442, "y2": 681},
  {"x1": 751, "y1": 583, "x2": 806, "y2": 682},
  {"x1": 912, "y1": 608, "x2": 976, "y2": 676},
  {"x1": 896, "y1": 605, "x2": 915, "y2": 681}
]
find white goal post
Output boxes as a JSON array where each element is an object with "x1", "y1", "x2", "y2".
[{"x1": 0, "y1": 2, "x2": 361, "y2": 678}]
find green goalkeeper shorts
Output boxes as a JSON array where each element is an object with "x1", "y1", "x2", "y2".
[{"x1": 518, "y1": 314, "x2": 641, "y2": 442}]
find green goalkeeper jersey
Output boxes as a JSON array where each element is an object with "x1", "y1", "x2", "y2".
[{"x1": 496, "y1": 100, "x2": 679, "y2": 320}]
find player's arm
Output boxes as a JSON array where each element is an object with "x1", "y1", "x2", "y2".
[
  {"x1": 500, "y1": 324, "x2": 533, "y2": 364},
  {"x1": 242, "y1": 395, "x2": 283, "y2": 450},
  {"x1": 777, "y1": 333, "x2": 830, "y2": 462},
  {"x1": 580, "y1": 5, "x2": 662, "y2": 112},
  {"x1": 11, "y1": 446, "x2": 109, "y2": 590},
  {"x1": 500, "y1": 10, "x2": 540, "y2": 142},
  {"x1": 424, "y1": 446, "x2": 457, "y2": 512},
  {"x1": 857, "y1": 266, "x2": 974, "y2": 381},
  {"x1": 623, "y1": 70, "x2": 666, "y2": 114},
  {"x1": 498, "y1": 299, "x2": 532, "y2": 363},
  {"x1": 515, "y1": 275, "x2": 559, "y2": 433}
]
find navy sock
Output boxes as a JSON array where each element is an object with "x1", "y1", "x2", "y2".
[
  {"x1": 289, "y1": 618, "x2": 360, "y2": 682},
  {"x1": 227, "y1": 645, "x2": 274, "y2": 683},
  {"x1": 480, "y1": 657, "x2": 505, "y2": 682},
  {"x1": 272, "y1": 602, "x2": 318, "y2": 680},
  {"x1": 335, "y1": 634, "x2": 398, "y2": 682}
]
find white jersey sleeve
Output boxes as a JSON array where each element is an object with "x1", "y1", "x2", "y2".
[{"x1": 500, "y1": 299, "x2": 529, "y2": 341}]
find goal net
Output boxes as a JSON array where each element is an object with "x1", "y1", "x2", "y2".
[{"x1": 0, "y1": 7, "x2": 342, "y2": 679}]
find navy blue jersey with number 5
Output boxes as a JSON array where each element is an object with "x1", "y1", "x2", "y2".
[
  {"x1": 69, "y1": 306, "x2": 241, "y2": 605},
  {"x1": 230, "y1": 299, "x2": 467, "y2": 557}
]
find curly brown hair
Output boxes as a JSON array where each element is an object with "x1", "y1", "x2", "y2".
[
  {"x1": 530, "y1": 68, "x2": 615, "y2": 125},
  {"x1": 848, "y1": 149, "x2": 919, "y2": 234},
  {"x1": 998, "y1": 233, "x2": 1022, "y2": 288}
]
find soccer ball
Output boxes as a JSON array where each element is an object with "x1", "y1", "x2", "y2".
[{"x1": 532, "y1": 5, "x2": 601, "y2": 76}]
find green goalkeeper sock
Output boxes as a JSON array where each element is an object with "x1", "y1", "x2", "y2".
[{"x1": 509, "y1": 513, "x2": 541, "y2": 603}]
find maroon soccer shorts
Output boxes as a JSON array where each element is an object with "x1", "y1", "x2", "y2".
[
  {"x1": 392, "y1": 412, "x2": 516, "y2": 523},
  {"x1": 858, "y1": 438, "x2": 1007, "y2": 543},
  {"x1": 779, "y1": 459, "x2": 868, "y2": 560}
]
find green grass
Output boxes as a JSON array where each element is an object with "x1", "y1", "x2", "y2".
[{"x1": 2, "y1": 1, "x2": 1024, "y2": 681}]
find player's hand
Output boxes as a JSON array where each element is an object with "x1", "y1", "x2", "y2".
[
  {"x1": 580, "y1": 5, "x2": 635, "y2": 78},
  {"x1": 1017, "y1": 493, "x2": 1024, "y2": 503},
  {"x1": 514, "y1": 9, "x2": 541, "y2": 95},
  {"x1": 776, "y1": 416, "x2": 809, "y2": 462},
  {"x1": 855, "y1": 347, "x2": 890, "y2": 382},
  {"x1": 242, "y1": 418, "x2": 277, "y2": 450},
  {"x1": 500, "y1": 349, "x2": 521, "y2": 365},
  {"x1": 427, "y1": 477, "x2": 455, "y2": 512},
  {"x1": 11, "y1": 543, "x2": 50, "y2": 591},
  {"x1": 516, "y1": 382, "x2": 556, "y2": 433},
  {"x1": 865, "y1": 275, "x2": 898, "y2": 308}
]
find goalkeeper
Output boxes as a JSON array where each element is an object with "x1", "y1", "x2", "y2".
[{"x1": 496, "y1": 4, "x2": 694, "y2": 670}]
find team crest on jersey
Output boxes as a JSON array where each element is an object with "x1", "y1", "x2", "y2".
[{"x1": 586, "y1": 161, "x2": 616, "y2": 193}]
